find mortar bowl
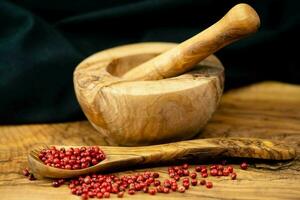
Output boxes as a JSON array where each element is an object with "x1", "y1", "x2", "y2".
[{"x1": 74, "y1": 42, "x2": 224, "y2": 146}]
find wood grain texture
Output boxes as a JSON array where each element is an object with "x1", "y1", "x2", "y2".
[
  {"x1": 74, "y1": 42, "x2": 224, "y2": 146},
  {"x1": 1, "y1": 81, "x2": 300, "y2": 200},
  {"x1": 28, "y1": 138, "x2": 296, "y2": 178},
  {"x1": 74, "y1": 3, "x2": 260, "y2": 147},
  {"x1": 122, "y1": 3, "x2": 260, "y2": 81}
]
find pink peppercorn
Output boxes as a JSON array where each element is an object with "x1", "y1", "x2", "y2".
[
  {"x1": 240, "y1": 162, "x2": 248, "y2": 170},
  {"x1": 28, "y1": 173, "x2": 36, "y2": 181},
  {"x1": 210, "y1": 165, "x2": 217, "y2": 170},
  {"x1": 200, "y1": 179, "x2": 206, "y2": 185},
  {"x1": 210, "y1": 169, "x2": 218, "y2": 176},
  {"x1": 227, "y1": 165, "x2": 234, "y2": 173},
  {"x1": 52, "y1": 181, "x2": 60, "y2": 187},
  {"x1": 117, "y1": 191, "x2": 124, "y2": 198},
  {"x1": 231, "y1": 172, "x2": 237, "y2": 180},
  {"x1": 163, "y1": 187, "x2": 170, "y2": 193},
  {"x1": 81, "y1": 193, "x2": 89, "y2": 200},
  {"x1": 223, "y1": 168, "x2": 230, "y2": 176},
  {"x1": 153, "y1": 172, "x2": 159, "y2": 178},
  {"x1": 154, "y1": 180, "x2": 161, "y2": 186},
  {"x1": 103, "y1": 192, "x2": 110, "y2": 198},
  {"x1": 217, "y1": 170, "x2": 223, "y2": 176},
  {"x1": 156, "y1": 185, "x2": 164, "y2": 193},
  {"x1": 201, "y1": 168, "x2": 207, "y2": 173},
  {"x1": 183, "y1": 181, "x2": 190, "y2": 189},
  {"x1": 149, "y1": 188, "x2": 156, "y2": 195},
  {"x1": 190, "y1": 172, "x2": 197, "y2": 179},
  {"x1": 195, "y1": 166, "x2": 202, "y2": 172},
  {"x1": 143, "y1": 187, "x2": 149, "y2": 193},
  {"x1": 206, "y1": 181, "x2": 213, "y2": 189},
  {"x1": 96, "y1": 192, "x2": 103, "y2": 198},
  {"x1": 182, "y1": 163, "x2": 189, "y2": 169},
  {"x1": 128, "y1": 189, "x2": 135, "y2": 195},
  {"x1": 183, "y1": 169, "x2": 190, "y2": 176},
  {"x1": 191, "y1": 179, "x2": 198, "y2": 186},
  {"x1": 178, "y1": 186, "x2": 185, "y2": 193},
  {"x1": 22, "y1": 168, "x2": 30, "y2": 176}
]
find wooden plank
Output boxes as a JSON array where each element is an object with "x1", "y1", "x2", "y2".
[{"x1": 1, "y1": 81, "x2": 300, "y2": 200}]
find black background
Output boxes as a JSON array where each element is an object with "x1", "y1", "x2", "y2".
[{"x1": 0, "y1": 0, "x2": 299, "y2": 124}]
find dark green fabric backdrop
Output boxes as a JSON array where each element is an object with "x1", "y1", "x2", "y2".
[{"x1": 1, "y1": 0, "x2": 299, "y2": 124}]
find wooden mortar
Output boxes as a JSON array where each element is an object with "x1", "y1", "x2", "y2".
[{"x1": 74, "y1": 4, "x2": 260, "y2": 146}]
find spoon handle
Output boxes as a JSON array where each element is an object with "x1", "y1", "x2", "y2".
[
  {"x1": 122, "y1": 3, "x2": 260, "y2": 81},
  {"x1": 129, "y1": 138, "x2": 295, "y2": 164}
]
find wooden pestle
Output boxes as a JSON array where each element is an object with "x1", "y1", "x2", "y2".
[{"x1": 122, "y1": 3, "x2": 260, "y2": 81}]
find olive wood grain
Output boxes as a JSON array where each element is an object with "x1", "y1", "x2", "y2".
[
  {"x1": 73, "y1": 3, "x2": 260, "y2": 146},
  {"x1": 28, "y1": 138, "x2": 295, "y2": 178},
  {"x1": 122, "y1": 3, "x2": 260, "y2": 81},
  {"x1": 74, "y1": 43, "x2": 224, "y2": 146}
]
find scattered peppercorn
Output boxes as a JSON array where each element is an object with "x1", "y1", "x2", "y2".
[
  {"x1": 191, "y1": 179, "x2": 198, "y2": 186},
  {"x1": 201, "y1": 168, "x2": 207, "y2": 173},
  {"x1": 240, "y1": 162, "x2": 248, "y2": 170},
  {"x1": 182, "y1": 163, "x2": 189, "y2": 169},
  {"x1": 128, "y1": 189, "x2": 135, "y2": 195},
  {"x1": 231, "y1": 172, "x2": 237, "y2": 180},
  {"x1": 96, "y1": 192, "x2": 103, "y2": 198},
  {"x1": 206, "y1": 181, "x2": 213, "y2": 189},
  {"x1": 154, "y1": 180, "x2": 161, "y2": 186},
  {"x1": 25, "y1": 158, "x2": 249, "y2": 198},
  {"x1": 190, "y1": 172, "x2": 197, "y2": 179},
  {"x1": 156, "y1": 185, "x2": 163, "y2": 193},
  {"x1": 117, "y1": 191, "x2": 124, "y2": 198},
  {"x1": 163, "y1": 187, "x2": 170, "y2": 193},
  {"x1": 149, "y1": 188, "x2": 157, "y2": 195},
  {"x1": 28, "y1": 173, "x2": 36, "y2": 181},
  {"x1": 195, "y1": 166, "x2": 202, "y2": 172},
  {"x1": 183, "y1": 181, "x2": 190, "y2": 189},
  {"x1": 200, "y1": 179, "x2": 206, "y2": 185},
  {"x1": 210, "y1": 169, "x2": 218, "y2": 176},
  {"x1": 201, "y1": 173, "x2": 208, "y2": 178},
  {"x1": 22, "y1": 168, "x2": 30, "y2": 176},
  {"x1": 223, "y1": 168, "x2": 230, "y2": 176},
  {"x1": 58, "y1": 179, "x2": 65, "y2": 185},
  {"x1": 178, "y1": 186, "x2": 185, "y2": 193},
  {"x1": 227, "y1": 165, "x2": 234, "y2": 173},
  {"x1": 153, "y1": 172, "x2": 159, "y2": 178},
  {"x1": 210, "y1": 165, "x2": 217, "y2": 170},
  {"x1": 143, "y1": 187, "x2": 149, "y2": 193},
  {"x1": 52, "y1": 181, "x2": 60, "y2": 187},
  {"x1": 81, "y1": 193, "x2": 89, "y2": 200}
]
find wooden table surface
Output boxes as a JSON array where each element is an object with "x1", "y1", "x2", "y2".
[{"x1": 1, "y1": 81, "x2": 300, "y2": 200}]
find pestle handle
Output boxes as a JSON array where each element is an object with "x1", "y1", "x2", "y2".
[{"x1": 122, "y1": 3, "x2": 260, "y2": 81}]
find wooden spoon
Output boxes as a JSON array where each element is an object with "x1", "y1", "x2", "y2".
[{"x1": 28, "y1": 137, "x2": 295, "y2": 178}]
